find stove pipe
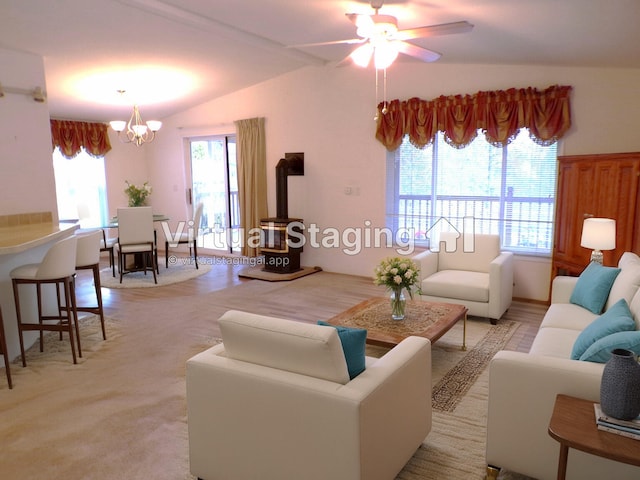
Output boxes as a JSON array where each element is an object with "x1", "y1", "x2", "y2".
[{"x1": 275, "y1": 153, "x2": 304, "y2": 219}]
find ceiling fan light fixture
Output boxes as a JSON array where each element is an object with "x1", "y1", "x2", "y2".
[
  {"x1": 374, "y1": 40, "x2": 399, "y2": 69},
  {"x1": 351, "y1": 43, "x2": 374, "y2": 67},
  {"x1": 371, "y1": 15, "x2": 398, "y2": 37}
]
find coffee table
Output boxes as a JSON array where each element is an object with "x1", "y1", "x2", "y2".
[{"x1": 328, "y1": 297, "x2": 467, "y2": 350}]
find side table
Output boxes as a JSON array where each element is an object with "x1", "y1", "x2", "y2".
[{"x1": 548, "y1": 394, "x2": 640, "y2": 480}]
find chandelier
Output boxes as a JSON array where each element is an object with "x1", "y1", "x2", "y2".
[{"x1": 109, "y1": 91, "x2": 162, "y2": 146}]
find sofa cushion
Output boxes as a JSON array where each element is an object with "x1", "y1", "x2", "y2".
[
  {"x1": 218, "y1": 310, "x2": 350, "y2": 384},
  {"x1": 539, "y1": 303, "x2": 598, "y2": 331},
  {"x1": 606, "y1": 252, "x2": 640, "y2": 311},
  {"x1": 579, "y1": 330, "x2": 640, "y2": 363},
  {"x1": 570, "y1": 299, "x2": 637, "y2": 360},
  {"x1": 570, "y1": 262, "x2": 621, "y2": 314},
  {"x1": 422, "y1": 270, "x2": 489, "y2": 302},
  {"x1": 317, "y1": 321, "x2": 367, "y2": 379},
  {"x1": 529, "y1": 327, "x2": 582, "y2": 358}
]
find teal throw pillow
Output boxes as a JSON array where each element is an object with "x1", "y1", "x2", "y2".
[
  {"x1": 569, "y1": 262, "x2": 621, "y2": 314},
  {"x1": 317, "y1": 321, "x2": 367, "y2": 379},
  {"x1": 579, "y1": 330, "x2": 640, "y2": 363},
  {"x1": 570, "y1": 299, "x2": 636, "y2": 360}
]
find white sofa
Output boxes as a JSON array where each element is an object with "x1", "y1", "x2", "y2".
[
  {"x1": 486, "y1": 252, "x2": 640, "y2": 480},
  {"x1": 186, "y1": 310, "x2": 432, "y2": 480},
  {"x1": 413, "y1": 232, "x2": 513, "y2": 324}
]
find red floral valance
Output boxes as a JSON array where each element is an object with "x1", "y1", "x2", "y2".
[
  {"x1": 51, "y1": 119, "x2": 112, "y2": 158},
  {"x1": 375, "y1": 84, "x2": 572, "y2": 151}
]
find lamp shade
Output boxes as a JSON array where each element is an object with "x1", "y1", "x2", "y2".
[{"x1": 580, "y1": 218, "x2": 616, "y2": 250}]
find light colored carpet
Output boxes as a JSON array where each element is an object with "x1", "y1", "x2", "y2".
[
  {"x1": 100, "y1": 260, "x2": 211, "y2": 288},
  {"x1": 0, "y1": 272, "x2": 531, "y2": 479}
]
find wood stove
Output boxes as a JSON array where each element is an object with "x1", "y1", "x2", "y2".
[{"x1": 260, "y1": 153, "x2": 304, "y2": 273}]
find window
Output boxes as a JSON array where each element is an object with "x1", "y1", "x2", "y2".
[
  {"x1": 386, "y1": 128, "x2": 558, "y2": 255},
  {"x1": 53, "y1": 147, "x2": 108, "y2": 227}
]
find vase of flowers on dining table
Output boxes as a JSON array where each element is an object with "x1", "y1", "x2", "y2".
[{"x1": 124, "y1": 180, "x2": 152, "y2": 207}]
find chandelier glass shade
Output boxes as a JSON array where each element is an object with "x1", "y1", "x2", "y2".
[{"x1": 109, "y1": 105, "x2": 162, "y2": 146}]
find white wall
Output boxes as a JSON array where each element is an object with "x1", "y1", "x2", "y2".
[
  {"x1": 104, "y1": 131, "x2": 148, "y2": 220},
  {"x1": 0, "y1": 48, "x2": 58, "y2": 220},
  {"x1": 147, "y1": 62, "x2": 640, "y2": 301}
]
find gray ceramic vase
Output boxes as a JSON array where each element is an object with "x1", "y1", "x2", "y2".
[{"x1": 600, "y1": 348, "x2": 640, "y2": 421}]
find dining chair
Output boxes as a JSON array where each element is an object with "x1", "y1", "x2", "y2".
[
  {"x1": 116, "y1": 207, "x2": 157, "y2": 284},
  {"x1": 0, "y1": 307, "x2": 12, "y2": 389},
  {"x1": 75, "y1": 230, "x2": 107, "y2": 340},
  {"x1": 10, "y1": 235, "x2": 81, "y2": 366},
  {"x1": 165, "y1": 202, "x2": 203, "y2": 269},
  {"x1": 100, "y1": 229, "x2": 117, "y2": 277}
]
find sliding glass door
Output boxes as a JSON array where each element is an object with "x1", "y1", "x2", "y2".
[{"x1": 188, "y1": 135, "x2": 239, "y2": 253}]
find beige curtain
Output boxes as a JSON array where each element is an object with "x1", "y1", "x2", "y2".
[{"x1": 235, "y1": 117, "x2": 268, "y2": 257}]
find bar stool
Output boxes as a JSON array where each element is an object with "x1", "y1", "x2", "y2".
[
  {"x1": 0, "y1": 307, "x2": 12, "y2": 389},
  {"x1": 75, "y1": 230, "x2": 106, "y2": 340},
  {"x1": 11, "y1": 235, "x2": 80, "y2": 366}
]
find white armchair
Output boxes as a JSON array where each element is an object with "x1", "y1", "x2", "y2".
[
  {"x1": 186, "y1": 310, "x2": 432, "y2": 480},
  {"x1": 413, "y1": 232, "x2": 513, "y2": 324}
]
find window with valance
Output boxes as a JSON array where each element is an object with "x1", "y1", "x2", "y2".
[
  {"x1": 382, "y1": 85, "x2": 572, "y2": 255},
  {"x1": 50, "y1": 119, "x2": 112, "y2": 159},
  {"x1": 375, "y1": 84, "x2": 572, "y2": 151}
]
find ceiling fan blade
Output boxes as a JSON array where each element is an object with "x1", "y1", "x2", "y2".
[
  {"x1": 395, "y1": 21, "x2": 474, "y2": 41},
  {"x1": 287, "y1": 37, "x2": 366, "y2": 48},
  {"x1": 334, "y1": 53, "x2": 357, "y2": 68},
  {"x1": 396, "y1": 41, "x2": 441, "y2": 63}
]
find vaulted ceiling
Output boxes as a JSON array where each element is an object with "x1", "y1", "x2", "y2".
[{"x1": 2, "y1": 0, "x2": 639, "y2": 123}]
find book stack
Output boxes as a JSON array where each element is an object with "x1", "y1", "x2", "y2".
[{"x1": 594, "y1": 403, "x2": 640, "y2": 440}]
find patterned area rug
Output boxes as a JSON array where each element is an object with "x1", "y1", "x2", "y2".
[
  {"x1": 366, "y1": 319, "x2": 518, "y2": 414},
  {"x1": 432, "y1": 320, "x2": 516, "y2": 412}
]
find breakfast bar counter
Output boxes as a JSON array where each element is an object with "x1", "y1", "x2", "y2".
[
  {"x1": 0, "y1": 216, "x2": 78, "y2": 365},
  {"x1": 0, "y1": 222, "x2": 77, "y2": 254}
]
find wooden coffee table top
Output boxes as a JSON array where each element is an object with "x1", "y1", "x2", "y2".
[{"x1": 328, "y1": 297, "x2": 467, "y2": 348}]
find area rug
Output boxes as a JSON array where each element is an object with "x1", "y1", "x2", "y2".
[
  {"x1": 100, "y1": 261, "x2": 211, "y2": 288},
  {"x1": 395, "y1": 319, "x2": 532, "y2": 480}
]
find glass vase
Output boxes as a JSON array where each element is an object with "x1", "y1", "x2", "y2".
[{"x1": 390, "y1": 289, "x2": 406, "y2": 321}]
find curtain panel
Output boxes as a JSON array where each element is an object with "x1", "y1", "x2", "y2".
[
  {"x1": 375, "y1": 84, "x2": 572, "y2": 151},
  {"x1": 235, "y1": 117, "x2": 268, "y2": 258},
  {"x1": 51, "y1": 120, "x2": 112, "y2": 158}
]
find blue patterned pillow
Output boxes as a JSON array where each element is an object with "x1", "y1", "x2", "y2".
[
  {"x1": 571, "y1": 299, "x2": 636, "y2": 360},
  {"x1": 317, "y1": 321, "x2": 367, "y2": 379},
  {"x1": 570, "y1": 262, "x2": 621, "y2": 314}
]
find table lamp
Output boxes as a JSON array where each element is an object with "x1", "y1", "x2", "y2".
[{"x1": 580, "y1": 218, "x2": 616, "y2": 264}]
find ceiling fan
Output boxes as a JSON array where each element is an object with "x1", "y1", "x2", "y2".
[{"x1": 292, "y1": 0, "x2": 473, "y2": 69}]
